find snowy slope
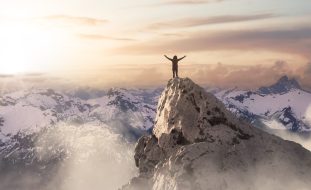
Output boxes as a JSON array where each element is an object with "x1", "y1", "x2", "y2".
[
  {"x1": 0, "y1": 89, "x2": 91, "y2": 135},
  {"x1": 214, "y1": 76, "x2": 311, "y2": 132},
  {"x1": 87, "y1": 88, "x2": 159, "y2": 131},
  {"x1": 0, "y1": 87, "x2": 161, "y2": 190},
  {"x1": 0, "y1": 88, "x2": 160, "y2": 137}
]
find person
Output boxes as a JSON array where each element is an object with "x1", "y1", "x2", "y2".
[{"x1": 164, "y1": 55, "x2": 186, "y2": 78}]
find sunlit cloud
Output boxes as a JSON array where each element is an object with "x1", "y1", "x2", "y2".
[
  {"x1": 55, "y1": 61, "x2": 311, "y2": 89},
  {"x1": 189, "y1": 61, "x2": 295, "y2": 88},
  {"x1": 0, "y1": 0, "x2": 310, "y2": 89},
  {"x1": 78, "y1": 34, "x2": 136, "y2": 41},
  {"x1": 161, "y1": 0, "x2": 226, "y2": 5},
  {"x1": 117, "y1": 27, "x2": 311, "y2": 59},
  {"x1": 2, "y1": 60, "x2": 311, "y2": 90},
  {"x1": 0, "y1": 74, "x2": 14, "y2": 78},
  {"x1": 42, "y1": 15, "x2": 108, "y2": 26},
  {"x1": 147, "y1": 13, "x2": 277, "y2": 29}
]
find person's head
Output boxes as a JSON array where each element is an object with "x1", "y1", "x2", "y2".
[{"x1": 173, "y1": 55, "x2": 177, "y2": 60}]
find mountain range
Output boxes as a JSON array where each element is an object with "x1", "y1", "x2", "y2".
[
  {"x1": 0, "y1": 75, "x2": 311, "y2": 189},
  {"x1": 213, "y1": 75, "x2": 311, "y2": 133},
  {"x1": 1, "y1": 75, "x2": 310, "y2": 141}
]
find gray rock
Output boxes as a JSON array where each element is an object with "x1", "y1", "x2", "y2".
[{"x1": 123, "y1": 78, "x2": 311, "y2": 190}]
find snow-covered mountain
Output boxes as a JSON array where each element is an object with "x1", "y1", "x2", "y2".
[
  {"x1": 0, "y1": 87, "x2": 161, "y2": 190},
  {"x1": 123, "y1": 77, "x2": 311, "y2": 190},
  {"x1": 1, "y1": 75, "x2": 309, "y2": 142},
  {"x1": 1, "y1": 77, "x2": 311, "y2": 189},
  {"x1": 213, "y1": 76, "x2": 311, "y2": 132},
  {"x1": 0, "y1": 88, "x2": 160, "y2": 139},
  {"x1": 86, "y1": 88, "x2": 160, "y2": 134}
]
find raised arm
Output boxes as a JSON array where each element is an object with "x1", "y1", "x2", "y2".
[
  {"x1": 178, "y1": 55, "x2": 186, "y2": 61},
  {"x1": 164, "y1": 55, "x2": 173, "y2": 61}
]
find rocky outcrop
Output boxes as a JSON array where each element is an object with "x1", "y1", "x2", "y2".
[{"x1": 123, "y1": 78, "x2": 311, "y2": 190}]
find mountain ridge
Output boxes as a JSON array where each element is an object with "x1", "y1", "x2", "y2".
[
  {"x1": 123, "y1": 77, "x2": 311, "y2": 190},
  {"x1": 258, "y1": 75, "x2": 302, "y2": 95},
  {"x1": 216, "y1": 75, "x2": 311, "y2": 132}
]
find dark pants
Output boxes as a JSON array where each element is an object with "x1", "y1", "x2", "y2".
[{"x1": 173, "y1": 67, "x2": 178, "y2": 78}]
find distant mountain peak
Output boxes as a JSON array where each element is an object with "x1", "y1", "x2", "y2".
[
  {"x1": 258, "y1": 75, "x2": 301, "y2": 95},
  {"x1": 277, "y1": 75, "x2": 300, "y2": 87}
]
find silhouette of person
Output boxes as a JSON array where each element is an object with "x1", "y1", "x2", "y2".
[{"x1": 164, "y1": 55, "x2": 186, "y2": 78}]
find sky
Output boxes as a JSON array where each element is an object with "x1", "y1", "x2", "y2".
[{"x1": 0, "y1": 0, "x2": 310, "y2": 89}]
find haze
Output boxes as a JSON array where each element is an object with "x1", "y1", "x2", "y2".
[{"x1": 0, "y1": 0, "x2": 310, "y2": 88}]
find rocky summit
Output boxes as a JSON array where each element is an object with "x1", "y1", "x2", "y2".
[{"x1": 122, "y1": 78, "x2": 311, "y2": 190}]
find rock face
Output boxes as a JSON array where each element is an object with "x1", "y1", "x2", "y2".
[{"x1": 123, "y1": 78, "x2": 311, "y2": 190}]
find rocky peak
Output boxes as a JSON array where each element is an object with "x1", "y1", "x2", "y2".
[
  {"x1": 258, "y1": 75, "x2": 301, "y2": 95},
  {"x1": 276, "y1": 75, "x2": 301, "y2": 88},
  {"x1": 153, "y1": 77, "x2": 254, "y2": 146},
  {"x1": 123, "y1": 78, "x2": 311, "y2": 190}
]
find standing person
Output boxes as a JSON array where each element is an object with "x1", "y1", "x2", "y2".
[{"x1": 164, "y1": 55, "x2": 186, "y2": 78}]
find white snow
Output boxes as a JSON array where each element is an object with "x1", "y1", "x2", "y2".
[
  {"x1": 0, "y1": 102, "x2": 53, "y2": 134},
  {"x1": 238, "y1": 89, "x2": 310, "y2": 118},
  {"x1": 305, "y1": 103, "x2": 311, "y2": 125},
  {"x1": 262, "y1": 119, "x2": 287, "y2": 130},
  {"x1": 0, "y1": 88, "x2": 158, "y2": 137}
]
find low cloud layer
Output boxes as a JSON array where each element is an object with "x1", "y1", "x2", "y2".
[
  {"x1": 123, "y1": 61, "x2": 311, "y2": 90},
  {"x1": 2, "y1": 61, "x2": 311, "y2": 90},
  {"x1": 0, "y1": 124, "x2": 137, "y2": 190}
]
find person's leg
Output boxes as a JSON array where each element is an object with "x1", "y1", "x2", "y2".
[
  {"x1": 172, "y1": 70, "x2": 175, "y2": 78},
  {"x1": 176, "y1": 67, "x2": 178, "y2": 78}
]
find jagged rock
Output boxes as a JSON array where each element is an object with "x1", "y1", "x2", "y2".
[
  {"x1": 123, "y1": 78, "x2": 311, "y2": 190},
  {"x1": 134, "y1": 135, "x2": 165, "y2": 175}
]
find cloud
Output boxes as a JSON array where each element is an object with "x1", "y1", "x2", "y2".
[
  {"x1": 78, "y1": 34, "x2": 136, "y2": 41},
  {"x1": 161, "y1": 0, "x2": 225, "y2": 5},
  {"x1": 0, "y1": 74, "x2": 14, "y2": 78},
  {"x1": 127, "y1": 67, "x2": 168, "y2": 87},
  {"x1": 91, "y1": 61, "x2": 307, "y2": 90},
  {"x1": 116, "y1": 27, "x2": 311, "y2": 59},
  {"x1": 186, "y1": 61, "x2": 311, "y2": 90},
  {"x1": 65, "y1": 61, "x2": 308, "y2": 90},
  {"x1": 0, "y1": 73, "x2": 74, "y2": 93},
  {"x1": 303, "y1": 62, "x2": 311, "y2": 75},
  {"x1": 298, "y1": 62, "x2": 311, "y2": 89},
  {"x1": 2, "y1": 62, "x2": 310, "y2": 92},
  {"x1": 190, "y1": 61, "x2": 295, "y2": 88},
  {"x1": 22, "y1": 72, "x2": 46, "y2": 77},
  {"x1": 43, "y1": 15, "x2": 108, "y2": 26},
  {"x1": 147, "y1": 14, "x2": 277, "y2": 29},
  {"x1": 0, "y1": 124, "x2": 137, "y2": 190}
]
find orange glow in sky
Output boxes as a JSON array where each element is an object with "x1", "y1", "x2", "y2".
[{"x1": 0, "y1": 0, "x2": 310, "y2": 88}]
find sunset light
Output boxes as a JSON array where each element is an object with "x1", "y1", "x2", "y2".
[
  {"x1": 1, "y1": 1, "x2": 311, "y2": 190},
  {"x1": 0, "y1": 17, "x2": 66, "y2": 74},
  {"x1": 0, "y1": 0, "x2": 310, "y2": 87}
]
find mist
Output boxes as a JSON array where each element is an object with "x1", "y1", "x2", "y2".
[
  {"x1": 0, "y1": 123, "x2": 137, "y2": 190},
  {"x1": 270, "y1": 129, "x2": 311, "y2": 151}
]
